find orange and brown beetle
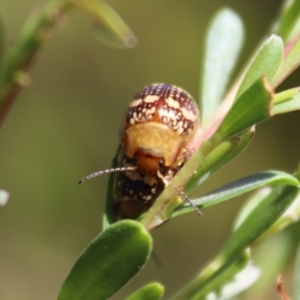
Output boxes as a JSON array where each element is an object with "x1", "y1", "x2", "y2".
[{"x1": 79, "y1": 83, "x2": 201, "y2": 219}]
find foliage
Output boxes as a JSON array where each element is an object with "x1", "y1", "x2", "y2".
[{"x1": 1, "y1": 0, "x2": 300, "y2": 299}]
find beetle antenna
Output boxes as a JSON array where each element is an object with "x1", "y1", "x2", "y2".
[
  {"x1": 174, "y1": 186, "x2": 203, "y2": 217},
  {"x1": 78, "y1": 166, "x2": 137, "y2": 184},
  {"x1": 157, "y1": 171, "x2": 202, "y2": 217}
]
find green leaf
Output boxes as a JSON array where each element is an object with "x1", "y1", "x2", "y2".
[
  {"x1": 200, "y1": 8, "x2": 244, "y2": 125},
  {"x1": 126, "y1": 283, "x2": 164, "y2": 300},
  {"x1": 274, "y1": 0, "x2": 300, "y2": 42},
  {"x1": 171, "y1": 251, "x2": 252, "y2": 300},
  {"x1": 219, "y1": 174, "x2": 300, "y2": 261},
  {"x1": 189, "y1": 252, "x2": 251, "y2": 300},
  {"x1": 273, "y1": 87, "x2": 299, "y2": 104},
  {"x1": 294, "y1": 241, "x2": 300, "y2": 300},
  {"x1": 272, "y1": 35, "x2": 300, "y2": 87},
  {"x1": 237, "y1": 35, "x2": 283, "y2": 98},
  {"x1": 175, "y1": 171, "x2": 300, "y2": 300},
  {"x1": 173, "y1": 172, "x2": 299, "y2": 298},
  {"x1": 172, "y1": 171, "x2": 299, "y2": 218},
  {"x1": 216, "y1": 76, "x2": 273, "y2": 140},
  {"x1": 140, "y1": 123, "x2": 252, "y2": 229},
  {"x1": 73, "y1": 0, "x2": 137, "y2": 48},
  {"x1": 233, "y1": 188, "x2": 272, "y2": 230},
  {"x1": 202, "y1": 263, "x2": 260, "y2": 300},
  {"x1": 252, "y1": 192, "x2": 300, "y2": 244},
  {"x1": 58, "y1": 220, "x2": 152, "y2": 300},
  {"x1": 185, "y1": 137, "x2": 241, "y2": 193},
  {"x1": 0, "y1": 189, "x2": 9, "y2": 207},
  {"x1": 207, "y1": 127, "x2": 254, "y2": 176},
  {"x1": 185, "y1": 129, "x2": 254, "y2": 194},
  {"x1": 273, "y1": 88, "x2": 300, "y2": 114}
]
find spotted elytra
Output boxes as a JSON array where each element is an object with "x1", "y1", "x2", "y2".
[{"x1": 79, "y1": 83, "x2": 201, "y2": 219}]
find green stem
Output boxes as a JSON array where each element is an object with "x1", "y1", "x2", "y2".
[
  {"x1": 140, "y1": 138, "x2": 220, "y2": 230},
  {"x1": 0, "y1": 0, "x2": 73, "y2": 127}
]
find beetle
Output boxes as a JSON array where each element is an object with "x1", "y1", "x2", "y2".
[{"x1": 79, "y1": 83, "x2": 201, "y2": 219}]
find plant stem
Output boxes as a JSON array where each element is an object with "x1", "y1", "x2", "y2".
[{"x1": 0, "y1": 0, "x2": 72, "y2": 127}]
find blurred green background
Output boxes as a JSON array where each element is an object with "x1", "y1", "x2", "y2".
[{"x1": 1, "y1": 0, "x2": 300, "y2": 299}]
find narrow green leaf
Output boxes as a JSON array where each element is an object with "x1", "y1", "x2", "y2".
[
  {"x1": 172, "y1": 171, "x2": 299, "y2": 218},
  {"x1": 274, "y1": 0, "x2": 300, "y2": 42},
  {"x1": 201, "y1": 8, "x2": 244, "y2": 124},
  {"x1": 190, "y1": 252, "x2": 251, "y2": 300},
  {"x1": 202, "y1": 264, "x2": 260, "y2": 300},
  {"x1": 185, "y1": 137, "x2": 241, "y2": 193},
  {"x1": 253, "y1": 192, "x2": 300, "y2": 244},
  {"x1": 171, "y1": 251, "x2": 251, "y2": 300},
  {"x1": 126, "y1": 283, "x2": 164, "y2": 300},
  {"x1": 273, "y1": 87, "x2": 299, "y2": 104},
  {"x1": 179, "y1": 173, "x2": 300, "y2": 300},
  {"x1": 272, "y1": 35, "x2": 300, "y2": 87},
  {"x1": 216, "y1": 76, "x2": 273, "y2": 140},
  {"x1": 0, "y1": 189, "x2": 9, "y2": 207},
  {"x1": 294, "y1": 241, "x2": 300, "y2": 300},
  {"x1": 233, "y1": 188, "x2": 272, "y2": 230},
  {"x1": 58, "y1": 220, "x2": 152, "y2": 300},
  {"x1": 273, "y1": 89, "x2": 300, "y2": 114},
  {"x1": 209, "y1": 127, "x2": 254, "y2": 174},
  {"x1": 219, "y1": 175, "x2": 300, "y2": 261},
  {"x1": 185, "y1": 128, "x2": 253, "y2": 194},
  {"x1": 237, "y1": 35, "x2": 283, "y2": 98},
  {"x1": 73, "y1": 0, "x2": 137, "y2": 48}
]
